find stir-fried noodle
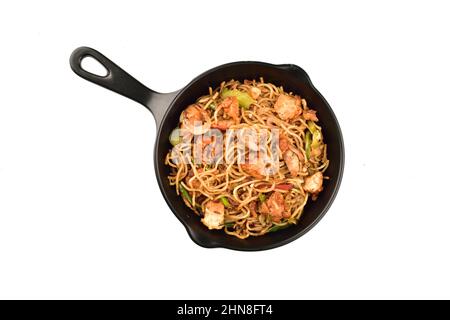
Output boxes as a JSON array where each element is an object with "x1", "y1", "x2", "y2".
[{"x1": 165, "y1": 79, "x2": 328, "y2": 239}]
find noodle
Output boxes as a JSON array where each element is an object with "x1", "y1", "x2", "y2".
[{"x1": 165, "y1": 79, "x2": 329, "y2": 239}]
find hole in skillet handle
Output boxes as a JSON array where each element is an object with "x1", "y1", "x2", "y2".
[
  {"x1": 69, "y1": 46, "x2": 180, "y2": 127},
  {"x1": 80, "y1": 56, "x2": 108, "y2": 77},
  {"x1": 69, "y1": 47, "x2": 151, "y2": 107},
  {"x1": 70, "y1": 47, "x2": 115, "y2": 85}
]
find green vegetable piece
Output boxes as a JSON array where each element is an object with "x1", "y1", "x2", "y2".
[
  {"x1": 305, "y1": 131, "x2": 312, "y2": 159},
  {"x1": 220, "y1": 196, "x2": 231, "y2": 208},
  {"x1": 221, "y1": 88, "x2": 255, "y2": 109},
  {"x1": 311, "y1": 130, "x2": 322, "y2": 148},
  {"x1": 179, "y1": 183, "x2": 192, "y2": 205},
  {"x1": 307, "y1": 120, "x2": 316, "y2": 133},
  {"x1": 306, "y1": 120, "x2": 322, "y2": 154},
  {"x1": 208, "y1": 102, "x2": 216, "y2": 110},
  {"x1": 268, "y1": 224, "x2": 291, "y2": 233},
  {"x1": 258, "y1": 193, "x2": 266, "y2": 202},
  {"x1": 169, "y1": 128, "x2": 182, "y2": 146}
]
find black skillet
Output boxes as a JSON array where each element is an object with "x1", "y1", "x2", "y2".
[{"x1": 69, "y1": 47, "x2": 344, "y2": 251}]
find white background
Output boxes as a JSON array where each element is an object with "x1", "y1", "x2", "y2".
[{"x1": 0, "y1": 0, "x2": 449, "y2": 299}]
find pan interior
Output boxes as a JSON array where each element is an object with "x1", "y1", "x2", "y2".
[{"x1": 154, "y1": 62, "x2": 344, "y2": 250}]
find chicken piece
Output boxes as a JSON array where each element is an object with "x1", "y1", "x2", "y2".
[
  {"x1": 283, "y1": 149, "x2": 300, "y2": 177},
  {"x1": 303, "y1": 172, "x2": 323, "y2": 194},
  {"x1": 211, "y1": 119, "x2": 235, "y2": 131},
  {"x1": 202, "y1": 135, "x2": 213, "y2": 145},
  {"x1": 201, "y1": 201, "x2": 225, "y2": 230},
  {"x1": 279, "y1": 133, "x2": 290, "y2": 153},
  {"x1": 182, "y1": 104, "x2": 211, "y2": 135},
  {"x1": 278, "y1": 133, "x2": 301, "y2": 176},
  {"x1": 211, "y1": 96, "x2": 240, "y2": 131},
  {"x1": 266, "y1": 191, "x2": 285, "y2": 222},
  {"x1": 249, "y1": 87, "x2": 261, "y2": 99},
  {"x1": 220, "y1": 96, "x2": 240, "y2": 124},
  {"x1": 241, "y1": 158, "x2": 269, "y2": 179},
  {"x1": 249, "y1": 201, "x2": 258, "y2": 217},
  {"x1": 303, "y1": 109, "x2": 318, "y2": 122},
  {"x1": 211, "y1": 97, "x2": 240, "y2": 131},
  {"x1": 259, "y1": 201, "x2": 270, "y2": 215},
  {"x1": 274, "y1": 94, "x2": 302, "y2": 121}
]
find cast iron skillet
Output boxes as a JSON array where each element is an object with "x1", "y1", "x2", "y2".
[{"x1": 69, "y1": 47, "x2": 344, "y2": 251}]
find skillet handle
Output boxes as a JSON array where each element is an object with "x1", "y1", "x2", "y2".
[{"x1": 69, "y1": 47, "x2": 176, "y2": 126}]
